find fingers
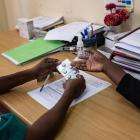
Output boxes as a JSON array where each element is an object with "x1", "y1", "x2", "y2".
[
  {"x1": 44, "y1": 58, "x2": 59, "y2": 64},
  {"x1": 78, "y1": 50, "x2": 91, "y2": 60},
  {"x1": 76, "y1": 74, "x2": 85, "y2": 83},
  {"x1": 63, "y1": 82, "x2": 66, "y2": 89},
  {"x1": 71, "y1": 60, "x2": 87, "y2": 71}
]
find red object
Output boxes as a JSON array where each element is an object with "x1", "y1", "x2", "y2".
[
  {"x1": 119, "y1": 9, "x2": 130, "y2": 21},
  {"x1": 106, "y1": 3, "x2": 116, "y2": 10},
  {"x1": 104, "y1": 3, "x2": 130, "y2": 26},
  {"x1": 104, "y1": 13, "x2": 122, "y2": 26}
]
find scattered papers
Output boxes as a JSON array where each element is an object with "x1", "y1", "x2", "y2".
[
  {"x1": 44, "y1": 22, "x2": 104, "y2": 42},
  {"x1": 44, "y1": 22, "x2": 90, "y2": 42},
  {"x1": 28, "y1": 71, "x2": 111, "y2": 109}
]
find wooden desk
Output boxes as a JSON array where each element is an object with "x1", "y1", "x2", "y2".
[{"x1": 0, "y1": 30, "x2": 140, "y2": 140}]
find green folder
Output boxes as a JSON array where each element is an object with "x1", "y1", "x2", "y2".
[{"x1": 2, "y1": 38, "x2": 65, "y2": 65}]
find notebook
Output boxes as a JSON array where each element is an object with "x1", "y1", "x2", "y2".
[{"x1": 2, "y1": 38, "x2": 65, "y2": 65}]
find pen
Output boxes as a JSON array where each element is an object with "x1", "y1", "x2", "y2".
[
  {"x1": 84, "y1": 28, "x2": 89, "y2": 39},
  {"x1": 81, "y1": 32, "x2": 85, "y2": 39},
  {"x1": 40, "y1": 73, "x2": 51, "y2": 92}
]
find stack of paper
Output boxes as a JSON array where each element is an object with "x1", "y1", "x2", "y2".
[
  {"x1": 112, "y1": 28, "x2": 140, "y2": 74},
  {"x1": 32, "y1": 16, "x2": 64, "y2": 30}
]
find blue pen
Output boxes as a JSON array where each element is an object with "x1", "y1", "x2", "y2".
[
  {"x1": 81, "y1": 32, "x2": 85, "y2": 39},
  {"x1": 84, "y1": 28, "x2": 89, "y2": 39}
]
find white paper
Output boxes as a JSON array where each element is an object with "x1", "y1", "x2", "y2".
[
  {"x1": 120, "y1": 30, "x2": 140, "y2": 48},
  {"x1": 28, "y1": 71, "x2": 111, "y2": 109},
  {"x1": 115, "y1": 43, "x2": 140, "y2": 55},
  {"x1": 44, "y1": 22, "x2": 90, "y2": 42},
  {"x1": 32, "y1": 16, "x2": 63, "y2": 30}
]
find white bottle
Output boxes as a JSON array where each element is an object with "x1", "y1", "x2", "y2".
[{"x1": 77, "y1": 35, "x2": 84, "y2": 58}]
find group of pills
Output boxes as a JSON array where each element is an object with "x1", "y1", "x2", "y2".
[{"x1": 57, "y1": 59, "x2": 79, "y2": 80}]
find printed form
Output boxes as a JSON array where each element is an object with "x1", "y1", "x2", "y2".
[{"x1": 28, "y1": 71, "x2": 111, "y2": 109}]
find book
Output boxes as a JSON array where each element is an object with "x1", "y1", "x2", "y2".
[{"x1": 2, "y1": 38, "x2": 65, "y2": 65}]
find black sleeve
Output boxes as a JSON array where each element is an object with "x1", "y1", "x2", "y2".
[{"x1": 116, "y1": 74, "x2": 140, "y2": 108}]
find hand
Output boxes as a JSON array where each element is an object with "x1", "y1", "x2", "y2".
[
  {"x1": 32, "y1": 58, "x2": 59, "y2": 81},
  {"x1": 63, "y1": 75, "x2": 86, "y2": 99},
  {"x1": 72, "y1": 51, "x2": 109, "y2": 72}
]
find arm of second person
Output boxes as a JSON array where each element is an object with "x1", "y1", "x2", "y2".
[
  {"x1": 0, "y1": 58, "x2": 58, "y2": 94},
  {"x1": 26, "y1": 75, "x2": 86, "y2": 140}
]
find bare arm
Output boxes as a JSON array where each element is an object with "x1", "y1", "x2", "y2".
[
  {"x1": 72, "y1": 51, "x2": 140, "y2": 108},
  {"x1": 72, "y1": 51, "x2": 126, "y2": 85},
  {"x1": 0, "y1": 58, "x2": 58, "y2": 95},
  {"x1": 0, "y1": 69, "x2": 36, "y2": 94},
  {"x1": 103, "y1": 59, "x2": 126, "y2": 85},
  {"x1": 26, "y1": 75, "x2": 86, "y2": 140}
]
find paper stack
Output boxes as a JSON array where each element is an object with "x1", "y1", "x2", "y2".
[
  {"x1": 111, "y1": 28, "x2": 140, "y2": 74},
  {"x1": 32, "y1": 16, "x2": 64, "y2": 30},
  {"x1": 17, "y1": 16, "x2": 64, "y2": 31}
]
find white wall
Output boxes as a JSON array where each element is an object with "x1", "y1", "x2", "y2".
[
  {"x1": 4, "y1": 0, "x2": 140, "y2": 29},
  {"x1": 0, "y1": 0, "x2": 8, "y2": 31}
]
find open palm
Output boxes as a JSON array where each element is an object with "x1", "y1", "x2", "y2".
[{"x1": 72, "y1": 51, "x2": 108, "y2": 72}]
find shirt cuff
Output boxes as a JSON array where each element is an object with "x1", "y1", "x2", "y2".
[{"x1": 116, "y1": 74, "x2": 133, "y2": 94}]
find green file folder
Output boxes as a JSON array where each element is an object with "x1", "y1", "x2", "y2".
[{"x1": 2, "y1": 38, "x2": 64, "y2": 65}]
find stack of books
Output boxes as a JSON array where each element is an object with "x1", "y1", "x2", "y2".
[{"x1": 111, "y1": 27, "x2": 140, "y2": 74}]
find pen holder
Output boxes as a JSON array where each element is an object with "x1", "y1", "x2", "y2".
[{"x1": 82, "y1": 36, "x2": 96, "y2": 48}]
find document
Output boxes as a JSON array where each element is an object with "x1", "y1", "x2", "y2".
[
  {"x1": 44, "y1": 22, "x2": 90, "y2": 42},
  {"x1": 28, "y1": 71, "x2": 111, "y2": 109},
  {"x1": 44, "y1": 22, "x2": 104, "y2": 42}
]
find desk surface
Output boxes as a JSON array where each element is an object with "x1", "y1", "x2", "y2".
[{"x1": 0, "y1": 30, "x2": 140, "y2": 140}]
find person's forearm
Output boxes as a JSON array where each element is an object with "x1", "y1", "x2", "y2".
[
  {"x1": 26, "y1": 90, "x2": 74, "y2": 140},
  {"x1": 103, "y1": 60, "x2": 126, "y2": 85},
  {"x1": 0, "y1": 69, "x2": 36, "y2": 94}
]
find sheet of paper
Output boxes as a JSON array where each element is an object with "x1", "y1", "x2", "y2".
[
  {"x1": 28, "y1": 71, "x2": 111, "y2": 109},
  {"x1": 44, "y1": 22, "x2": 90, "y2": 42}
]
